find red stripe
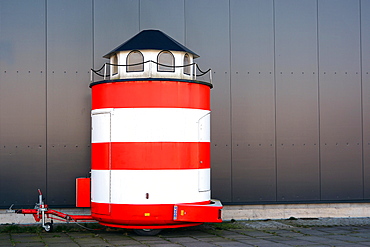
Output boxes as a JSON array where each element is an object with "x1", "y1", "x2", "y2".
[
  {"x1": 91, "y1": 80, "x2": 210, "y2": 110},
  {"x1": 91, "y1": 201, "x2": 210, "y2": 225},
  {"x1": 92, "y1": 142, "x2": 210, "y2": 170},
  {"x1": 91, "y1": 143, "x2": 110, "y2": 169}
]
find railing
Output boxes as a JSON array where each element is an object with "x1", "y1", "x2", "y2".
[{"x1": 90, "y1": 60, "x2": 212, "y2": 84}]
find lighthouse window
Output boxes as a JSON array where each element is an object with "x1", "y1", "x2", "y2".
[
  {"x1": 157, "y1": 51, "x2": 175, "y2": 72},
  {"x1": 127, "y1": 50, "x2": 144, "y2": 72},
  {"x1": 183, "y1": 53, "x2": 190, "y2": 75},
  {"x1": 112, "y1": 54, "x2": 118, "y2": 75}
]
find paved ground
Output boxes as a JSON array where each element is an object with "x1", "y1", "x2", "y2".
[{"x1": 1, "y1": 218, "x2": 370, "y2": 246}]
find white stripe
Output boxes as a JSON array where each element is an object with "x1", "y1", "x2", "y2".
[
  {"x1": 91, "y1": 170, "x2": 110, "y2": 203},
  {"x1": 91, "y1": 112, "x2": 111, "y2": 143},
  {"x1": 91, "y1": 169, "x2": 210, "y2": 204},
  {"x1": 91, "y1": 108, "x2": 210, "y2": 143},
  {"x1": 198, "y1": 169, "x2": 211, "y2": 192}
]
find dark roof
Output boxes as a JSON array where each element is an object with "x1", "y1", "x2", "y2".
[{"x1": 103, "y1": 29, "x2": 199, "y2": 58}]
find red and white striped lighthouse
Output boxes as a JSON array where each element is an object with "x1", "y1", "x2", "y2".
[{"x1": 88, "y1": 30, "x2": 222, "y2": 234}]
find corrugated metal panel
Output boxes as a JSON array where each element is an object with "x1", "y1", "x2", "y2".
[
  {"x1": 318, "y1": 0, "x2": 363, "y2": 200},
  {"x1": 185, "y1": 0, "x2": 232, "y2": 202},
  {"x1": 46, "y1": 0, "x2": 92, "y2": 206},
  {"x1": 362, "y1": 0, "x2": 370, "y2": 199},
  {"x1": 93, "y1": 0, "x2": 139, "y2": 71},
  {"x1": 230, "y1": 0, "x2": 276, "y2": 202},
  {"x1": 1, "y1": 0, "x2": 370, "y2": 207},
  {"x1": 0, "y1": 0, "x2": 46, "y2": 207},
  {"x1": 140, "y1": 0, "x2": 185, "y2": 43},
  {"x1": 275, "y1": 0, "x2": 320, "y2": 201}
]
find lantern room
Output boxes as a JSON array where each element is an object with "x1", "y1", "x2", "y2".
[{"x1": 101, "y1": 29, "x2": 199, "y2": 80}]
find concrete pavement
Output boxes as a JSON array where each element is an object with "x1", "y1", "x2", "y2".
[{"x1": 1, "y1": 218, "x2": 370, "y2": 246}]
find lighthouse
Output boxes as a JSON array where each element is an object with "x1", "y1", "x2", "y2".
[
  {"x1": 15, "y1": 30, "x2": 221, "y2": 235},
  {"x1": 29, "y1": 29, "x2": 221, "y2": 236}
]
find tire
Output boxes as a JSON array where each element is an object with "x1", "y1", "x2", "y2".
[
  {"x1": 44, "y1": 222, "x2": 53, "y2": 232},
  {"x1": 133, "y1": 229, "x2": 162, "y2": 236}
]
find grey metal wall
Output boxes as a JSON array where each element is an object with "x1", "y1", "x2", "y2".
[{"x1": 0, "y1": 0, "x2": 369, "y2": 207}]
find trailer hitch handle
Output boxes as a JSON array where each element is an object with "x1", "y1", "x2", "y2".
[{"x1": 6, "y1": 204, "x2": 15, "y2": 213}]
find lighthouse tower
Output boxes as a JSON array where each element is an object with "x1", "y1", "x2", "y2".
[{"x1": 86, "y1": 30, "x2": 222, "y2": 235}]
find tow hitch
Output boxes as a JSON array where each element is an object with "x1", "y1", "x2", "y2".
[{"x1": 15, "y1": 189, "x2": 94, "y2": 232}]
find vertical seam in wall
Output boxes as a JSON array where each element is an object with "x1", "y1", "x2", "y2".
[
  {"x1": 139, "y1": 0, "x2": 141, "y2": 31},
  {"x1": 92, "y1": 0, "x2": 95, "y2": 177},
  {"x1": 273, "y1": 0, "x2": 277, "y2": 202},
  {"x1": 229, "y1": 0, "x2": 233, "y2": 202},
  {"x1": 184, "y1": 0, "x2": 186, "y2": 45},
  {"x1": 92, "y1": 0, "x2": 94, "y2": 77},
  {"x1": 316, "y1": 0, "x2": 322, "y2": 200},
  {"x1": 359, "y1": 0, "x2": 364, "y2": 198},
  {"x1": 45, "y1": 0, "x2": 48, "y2": 201}
]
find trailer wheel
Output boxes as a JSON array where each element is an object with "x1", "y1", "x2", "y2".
[
  {"x1": 44, "y1": 222, "x2": 53, "y2": 232},
  {"x1": 133, "y1": 229, "x2": 162, "y2": 236}
]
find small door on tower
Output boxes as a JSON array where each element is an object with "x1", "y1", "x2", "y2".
[{"x1": 91, "y1": 109, "x2": 112, "y2": 215}]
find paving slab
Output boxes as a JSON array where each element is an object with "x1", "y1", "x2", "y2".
[
  {"x1": 164, "y1": 236, "x2": 199, "y2": 243},
  {"x1": 211, "y1": 242, "x2": 252, "y2": 247},
  {"x1": 1, "y1": 217, "x2": 370, "y2": 246},
  {"x1": 360, "y1": 242, "x2": 370, "y2": 246},
  {"x1": 0, "y1": 242, "x2": 13, "y2": 247},
  {"x1": 149, "y1": 244, "x2": 183, "y2": 247}
]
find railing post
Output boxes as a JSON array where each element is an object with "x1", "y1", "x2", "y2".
[
  {"x1": 149, "y1": 60, "x2": 152, "y2": 78},
  {"x1": 194, "y1": 63, "x2": 197, "y2": 81},
  {"x1": 191, "y1": 63, "x2": 194, "y2": 80},
  {"x1": 90, "y1": 69, "x2": 92, "y2": 82},
  {"x1": 104, "y1": 63, "x2": 107, "y2": 80}
]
